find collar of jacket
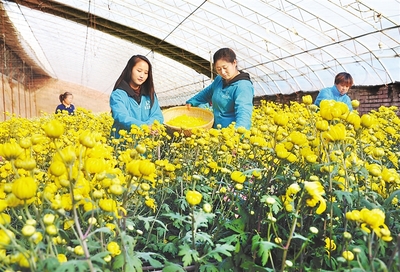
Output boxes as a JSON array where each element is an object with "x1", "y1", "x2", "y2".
[
  {"x1": 222, "y1": 71, "x2": 251, "y2": 88},
  {"x1": 116, "y1": 80, "x2": 142, "y2": 103}
]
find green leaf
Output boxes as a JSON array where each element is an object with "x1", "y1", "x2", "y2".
[
  {"x1": 243, "y1": 168, "x2": 260, "y2": 176},
  {"x1": 111, "y1": 254, "x2": 125, "y2": 270},
  {"x1": 125, "y1": 254, "x2": 142, "y2": 272},
  {"x1": 121, "y1": 231, "x2": 137, "y2": 253},
  {"x1": 251, "y1": 233, "x2": 262, "y2": 252},
  {"x1": 203, "y1": 243, "x2": 235, "y2": 262},
  {"x1": 373, "y1": 258, "x2": 389, "y2": 272},
  {"x1": 137, "y1": 252, "x2": 163, "y2": 268},
  {"x1": 110, "y1": 232, "x2": 142, "y2": 271},
  {"x1": 383, "y1": 189, "x2": 400, "y2": 206},
  {"x1": 37, "y1": 256, "x2": 59, "y2": 272},
  {"x1": 162, "y1": 262, "x2": 185, "y2": 272},
  {"x1": 196, "y1": 231, "x2": 214, "y2": 245},
  {"x1": 138, "y1": 215, "x2": 168, "y2": 231},
  {"x1": 176, "y1": 195, "x2": 189, "y2": 210},
  {"x1": 292, "y1": 232, "x2": 310, "y2": 242},
  {"x1": 199, "y1": 263, "x2": 220, "y2": 272},
  {"x1": 90, "y1": 251, "x2": 110, "y2": 265},
  {"x1": 55, "y1": 260, "x2": 89, "y2": 272},
  {"x1": 163, "y1": 212, "x2": 190, "y2": 228},
  {"x1": 220, "y1": 234, "x2": 240, "y2": 245},
  {"x1": 256, "y1": 241, "x2": 278, "y2": 266},
  {"x1": 113, "y1": 253, "x2": 142, "y2": 272},
  {"x1": 334, "y1": 190, "x2": 353, "y2": 207},
  {"x1": 261, "y1": 195, "x2": 282, "y2": 214},
  {"x1": 225, "y1": 218, "x2": 245, "y2": 233},
  {"x1": 178, "y1": 243, "x2": 199, "y2": 267},
  {"x1": 85, "y1": 227, "x2": 113, "y2": 239},
  {"x1": 157, "y1": 226, "x2": 167, "y2": 237},
  {"x1": 162, "y1": 242, "x2": 178, "y2": 256},
  {"x1": 193, "y1": 210, "x2": 214, "y2": 229},
  {"x1": 161, "y1": 203, "x2": 171, "y2": 213},
  {"x1": 240, "y1": 260, "x2": 272, "y2": 272}
]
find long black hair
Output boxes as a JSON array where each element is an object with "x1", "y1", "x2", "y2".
[{"x1": 113, "y1": 55, "x2": 156, "y2": 107}]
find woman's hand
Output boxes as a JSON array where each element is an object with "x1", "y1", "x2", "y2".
[{"x1": 147, "y1": 125, "x2": 159, "y2": 136}]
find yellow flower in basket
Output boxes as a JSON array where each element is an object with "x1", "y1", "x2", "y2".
[{"x1": 167, "y1": 114, "x2": 208, "y2": 128}]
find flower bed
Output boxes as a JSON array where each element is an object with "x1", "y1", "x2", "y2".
[{"x1": 0, "y1": 99, "x2": 399, "y2": 272}]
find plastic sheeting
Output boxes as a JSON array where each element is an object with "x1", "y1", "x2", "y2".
[{"x1": 3, "y1": 0, "x2": 400, "y2": 106}]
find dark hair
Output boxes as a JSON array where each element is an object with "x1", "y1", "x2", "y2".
[
  {"x1": 113, "y1": 55, "x2": 156, "y2": 107},
  {"x1": 334, "y1": 72, "x2": 353, "y2": 87},
  {"x1": 213, "y1": 48, "x2": 237, "y2": 64},
  {"x1": 59, "y1": 92, "x2": 73, "y2": 103}
]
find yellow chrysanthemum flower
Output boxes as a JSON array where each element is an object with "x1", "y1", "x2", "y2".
[
  {"x1": 324, "y1": 237, "x2": 336, "y2": 254},
  {"x1": 107, "y1": 241, "x2": 121, "y2": 257},
  {"x1": 231, "y1": 171, "x2": 246, "y2": 184},
  {"x1": 304, "y1": 181, "x2": 326, "y2": 214}
]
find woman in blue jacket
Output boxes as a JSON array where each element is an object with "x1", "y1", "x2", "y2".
[
  {"x1": 186, "y1": 48, "x2": 254, "y2": 130},
  {"x1": 110, "y1": 55, "x2": 164, "y2": 138},
  {"x1": 314, "y1": 72, "x2": 354, "y2": 110}
]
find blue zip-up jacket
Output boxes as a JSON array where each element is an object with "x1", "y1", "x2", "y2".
[
  {"x1": 110, "y1": 87, "x2": 164, "y2": 138},
  {"x1": 314, "y1": 85, "x2": 353, "y2": 110},
  {"x1": 186, "y1": 73, "x2": 254, "y2": 129}
]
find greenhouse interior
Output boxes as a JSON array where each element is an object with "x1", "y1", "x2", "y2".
[{"x1": 0, "y1": 0, "x2": 399, "y2": 271}]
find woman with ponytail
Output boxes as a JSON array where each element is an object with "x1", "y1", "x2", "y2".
[{"x1": 55, "y1": 92, "x2": 75, "y2": 114}]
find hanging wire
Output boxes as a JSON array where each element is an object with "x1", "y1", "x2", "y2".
[
  {"x1": 80, "y1": 0, "x2": 92, "y2": 86},
  {"x1": 15, "y1": 3, "x2": 54, "y2": 71},
  {"x1": 146, "y1": 0, "x2": 207, "y2": 56}
]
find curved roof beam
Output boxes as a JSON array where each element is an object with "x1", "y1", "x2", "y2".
[
  {"x1": 325, "y1": 0, "x2": 396, "y2": 82},
  {"x1": 217, "y1": 1, "x2": 334, "y2": 91},
  {"x1": 212, "y1": 3, "x2": 307, "y2": 82},
  {"x1": 236, "y1": 1, "x2": 346, "y2": 87},
  {"x1": 0, "y1": 1, "x2": 53, "y2": 77},
  {"x1": 289, "y1": 0, "x2": 395, "y2": 83},
  {"x1": 7, "y1": 0, "x2": 212, "y2": 77},
  {"x1": 128, "y1": 0, "x2": 287, "y2": 93},
  {"x1": 262, "y1": 0, "x2": 394, "y2": 83}
]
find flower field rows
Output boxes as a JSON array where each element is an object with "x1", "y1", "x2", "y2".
[{"x1": 0, "y1": 98, "x2": 399, "y2": 272}]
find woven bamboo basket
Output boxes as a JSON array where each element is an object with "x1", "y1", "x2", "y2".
[{"x1": 163, "y1": 106, "x2": 214, "y2": 136}]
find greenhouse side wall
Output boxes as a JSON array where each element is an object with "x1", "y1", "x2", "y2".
[
  {"x1": 0, "y1": 75, "x2": 112, "y2": 122},
  {"x1": 0, "y1": 73, "x2": 37, "y2": 122},
  {"x1": 32, "y1": 78, "x2": 111, "y2": 115},
  {"x1": 1, "y1": 38, "x2": 111, "y2": 121}
]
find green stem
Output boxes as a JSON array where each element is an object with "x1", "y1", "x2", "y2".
[
  {"x1": 293, "y1": 239, "x2": 310, "y2": 262},
  {"x1": 368, "y1": 233, "x2": 376, "y2": 272},
  {"x1": 0, "y1": 223, "x2": 37, "y2": 270},
  {"x1": 280, "y1": 210, "x2": 299, "y2": 272},
  {"x1": 190, "y1": 205, "x2": 196, "y2": 251},
  {"x1": 10, "y1": 159, "x2": 20, "y2": 179},
  {"x1": 121, "y1": 175, "x2": 135, "y2": 209},
  {"x1": 24, "y1": 202, "x2": 33, "y2": 220},
  {"x1": 32, "y1": 205, "x2": 57, "y2": 257},
  {"x1": 68, "y1": 164, "x2": 95, "y2": 272},
  {"x1": 144, "y1": 186, "x2": 167, "y2": 248},
  {"x1": 356, "y1": 253, "x2": 367, "y2": 272}
]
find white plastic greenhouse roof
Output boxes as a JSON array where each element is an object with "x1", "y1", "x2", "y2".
[{"x1": 2, "y1": 0, "x2": 400, "y2": 106}]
